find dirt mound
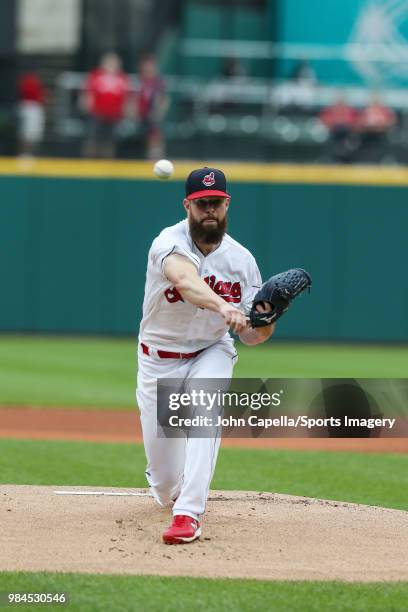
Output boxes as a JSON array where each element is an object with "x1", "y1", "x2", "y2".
[{"x1": 2, "y1": 485, "x2": 408, "y2": 581}]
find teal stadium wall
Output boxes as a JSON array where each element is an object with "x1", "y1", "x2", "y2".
[
  {"x1": 180, "y1": 1, "x2": 272, "y2": 78},
  {"x1": 1, "y1": 175, "x2": 407, "y2": 341},
  {"x1": 178, "y1": 1, "x2": 408, "y2": 88}
]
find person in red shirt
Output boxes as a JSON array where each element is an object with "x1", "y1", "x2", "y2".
[
  {"x1": 81, "y1": 52, "x2": 130, "y2": 158},
  {"x1": 135, "y1": 55, "x2": 169, "y2": 160},
  {"x1": 358, "y1": 96, "x2": 396, "y2": 163},
  {"x1": 18, "y1": 73, "x2": 47, "y2": 157},
  {"x1": 359, "y1": 96, "x2": 396, "y2": 132},
  {"x1": 319, "y1": 96, "x2": 360, "y2": 163}
]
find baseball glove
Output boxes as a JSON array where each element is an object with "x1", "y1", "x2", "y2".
[{"x1": 249, "y1": 268, "x2": 312, "y2": 328}]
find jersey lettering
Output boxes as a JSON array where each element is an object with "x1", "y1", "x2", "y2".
[
  {"x1": 164, "y1": 276, "x2": 241, "y2": 304},
  {"x1": 164, "y1": 287, "x2": 184, "y2": 303}
]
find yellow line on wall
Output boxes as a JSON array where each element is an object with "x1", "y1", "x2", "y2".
[{"x1": 1, "y1": 157, "x2": 408, "y2": 186}]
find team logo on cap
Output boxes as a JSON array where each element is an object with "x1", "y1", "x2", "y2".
[{"x1": 202, "y1": 171, "x2": 215, "y2": 187}]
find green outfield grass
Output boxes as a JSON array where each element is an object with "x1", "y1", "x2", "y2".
[
  {"x1": 1, "y1": 438, "x2": 407, "y2": 510},
  {"x1": 0, "y1": 335, "x2": 407, "y2": 409},
  {"x1": 0, "y1": 572, "x2": 407, "y2": 612},
  {"x1": 1, "y1": 336, "x2": 407, "y2": 611}
]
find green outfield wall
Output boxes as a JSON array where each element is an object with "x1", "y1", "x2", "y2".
[{"x1": 1, "y1": 161, "x2": 407, "y2": 341}]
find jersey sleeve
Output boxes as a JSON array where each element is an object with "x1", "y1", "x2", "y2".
[
  {"x1": 149, "y1": 236, "x2": 200, "y2": 275},
  {"x1": 241, "y1": 256, "x2": 262, "y2": 314}
]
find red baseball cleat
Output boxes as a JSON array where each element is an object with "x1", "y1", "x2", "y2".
[{"x1": 162, "y1": 515, "x2": 201, "y2": 544}]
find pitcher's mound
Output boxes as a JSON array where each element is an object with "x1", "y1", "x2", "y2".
[{"x1": 2, "y1": 485, "x2": 408, "y2": 581}]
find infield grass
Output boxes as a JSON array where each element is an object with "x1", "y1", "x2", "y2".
[
  {"x1": 1, "y1": 438, "x2": 407, "y2": 511},
  {"x1": 0, "y1": 572, "x2": 407, "y2": 612},
  {"x1": 0, "y1": 335, "x2": 407, "y2": 409}
]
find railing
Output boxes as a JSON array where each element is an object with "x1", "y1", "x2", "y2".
[
  {"x1": 53, "y1": 72, "x2": 408, "y2": 148},
  {"x1": 181, "y1": 39, "x2": 408, "y2": 63}
]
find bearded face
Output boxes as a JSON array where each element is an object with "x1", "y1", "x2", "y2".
[{"x1": 187, "y1": 197, "x2": 228, "y2": 245}]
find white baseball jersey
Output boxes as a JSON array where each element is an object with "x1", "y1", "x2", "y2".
[{"x1": 139, "y1": 219, "x2": 261, "y2": 352}]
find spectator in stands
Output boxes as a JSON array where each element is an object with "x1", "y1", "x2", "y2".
[
  {"x1": 221, "y1": 57, "x2": 247, "y2": 80},
  {"x1": 319, "y1": 96, "x2": 360, "y2": 163},
  {"x1": 358, "y1": 95, "x2": 396, "y2": 163},
  {"x1": 80, "y1": 52, "x2": 130, "y2": 158},
  {"x1": 135, "y1": 54, "x2": 168, "y2": 160},
  {"x1": 290, "y1": 60, "x2": 317, "y2": 85},
  {"x1": 17, "y1": 72, "x2": 47, "y2": 158},
  {"x1": 279, "y1": 60, "x2": 317, "y2": 112}
]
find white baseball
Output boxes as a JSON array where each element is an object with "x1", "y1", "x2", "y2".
[{"x1": 153, "y1": 159, "x2": 174, "y2": 180}]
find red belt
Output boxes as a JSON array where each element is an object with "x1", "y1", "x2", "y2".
[{"x1": 140, "y1": 342, "x2": 203, "y2": 359}]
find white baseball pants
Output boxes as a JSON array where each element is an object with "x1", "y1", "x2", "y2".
[{"x1": 136, "y1": 336, "x2": 237, "y2": 521}]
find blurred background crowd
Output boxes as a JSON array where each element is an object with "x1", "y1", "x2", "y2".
[{"x1": 1, "y1": 0, "x2": 408, "y2": 163}]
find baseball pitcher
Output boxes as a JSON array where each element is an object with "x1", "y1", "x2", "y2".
[{"x1": 136, "y1": 167, "x2": 311, "y2": 544}]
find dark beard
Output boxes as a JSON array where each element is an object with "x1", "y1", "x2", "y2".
[{"x1": 189, "y1": 215, "x2": 227, "y2": 245}]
